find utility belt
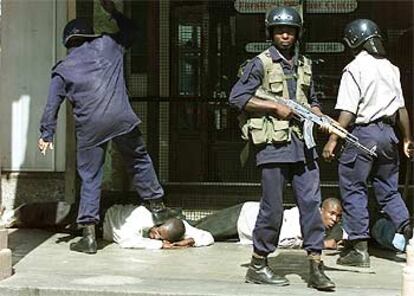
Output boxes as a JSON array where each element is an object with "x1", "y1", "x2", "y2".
[{"x1": 355, "y1": 115, "x2": 396, "y2": 127}]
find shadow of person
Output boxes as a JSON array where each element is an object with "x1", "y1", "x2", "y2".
[
  {"x1": 55, "y1": 233, "x2": 77, "y2": 244},
  {"x1": 55, "y1": 234, "x2": 112, "y2": 251},
  {"x1": 267, "y1": 251, "x2": 310, "y2": 282},
  {"x1": 241, "y1": 249, "x2": 376, "y2": 285},
  {"x1": 239, "y1": 251, "x2": 311, "y2": 282},
  {"x1": 7, "y1": 229, "x2": 54, "y2": 265},
  {"x1": 369, "y1": 243, "x2": 406, "y2": 263}
]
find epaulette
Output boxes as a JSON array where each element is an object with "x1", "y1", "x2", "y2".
[{"x1": 51, "y1": 60, "x2": 64, "y2": 71}]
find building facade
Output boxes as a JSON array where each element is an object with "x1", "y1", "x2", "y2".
[{"x1": 0, "y1": 0, "x2": 412, "y2": 217}]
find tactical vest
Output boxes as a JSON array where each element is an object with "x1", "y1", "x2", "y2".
[{"x1": 240, "y1": 49, "x2": 312, "y2": 145}]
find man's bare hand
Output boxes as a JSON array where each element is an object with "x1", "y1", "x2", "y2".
[
  {"x1": 322, "y1": 139, "x2": 337, "y2": 162},
  {"x1": 273, "y1": 103, "x2": 293, "y2": 120},
  {"x1": 403, "y1": 139, "x2": 414, "y2": 159},
  {"x1": 162, "y1": 240, "x2": 173, "y2": 249},
  {"x1": 311, "y1": 107, "x2": 331, "y2": 134},
  {"x1": 38, "y1": 138, "x2": 54, "y2": 156},
  {"x1": 324, "y1": 239, "x2": 338, "y2": 250},
  {"x1": 162, "y1": 239, "x2": 194, "y2": 249},
  {"x1": 100, "y1": 0, "x2": 117, "y2": 14},
  {"x1": 172, "y1": 238, "x2": 195, "y2": 248}
]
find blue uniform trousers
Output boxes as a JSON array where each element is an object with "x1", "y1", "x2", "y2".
[
  {"x1": 338, "y1": 123, "x2": 409, "y2": 240},
  {"x1": 76, "y1": 127, "x2": 164, "y2": 224},
  {"x1": 252, "y1": 161, "x2": 324, "y2": 256}
]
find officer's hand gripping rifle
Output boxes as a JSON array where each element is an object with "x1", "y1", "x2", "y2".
[{"x1": 255, "y1": 89, "x2": 378, "y2": 158}]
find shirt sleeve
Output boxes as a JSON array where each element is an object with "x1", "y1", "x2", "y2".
[
  {"x1": 39, "y1": 74, "x2": 66, "y2": 142},
  {"x1": 117, "y1": 236, "x2": 163, "y2": 250},
  {"x1": 183, "y1": 221, "x2": 214, "y2": 247},
  {"x1": 308, "y1": 80, "x2": 321, "y2": 109},
  {"x1": 229, "y1": 58, "x2": 264, "y2": 111},
  {"x1": 278, "y1": 207, "x2": 303, "y2": 248},
  {"x1": 335, "y1": 69, "x2": 361, "y2": 114},
  {"x1": 109, "y1": 11, "x2": 139, "y2": 48},
  {"x1": 103, "y1": 205, "x2": 162, "y2": 250},
  {"x1": 324, "y1": 223, "x2": 343, "y2": 241},
  {"x1": 237, "y1": 202, "x2": 259, "y2": 245},
  {"x1": 393, "y1": 66, "x2": 405, "y2": 108}
]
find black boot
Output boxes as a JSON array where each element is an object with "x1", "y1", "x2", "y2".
[
  {"x1": 245, "y1": 255, "x2": 289, "y2": 286},
  {"x1": 337, "y1": 240, "x2": 370, "y2": 267},
  {"x1": 147, "y1": 198, "x2": 181, "y2": 225},
  {"x1": 70, "y1": 224, "x2": 97, "y2": 254},
  {"x1": 402, "y1": 224, "x2": 413, "y2": 244},
  {"x1": 308, "y1": 256, "x2": 335, "y2": 291}
]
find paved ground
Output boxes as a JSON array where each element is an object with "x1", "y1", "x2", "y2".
[{"x1": 0, "y1": 228, "x2": 407, "y2": 296}]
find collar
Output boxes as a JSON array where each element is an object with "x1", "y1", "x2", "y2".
[
  {"x1": 355, "y1": 50, "x2": 370, "y2": 59},
  {"x1": 269, "y1": 45, "x2": 297, "y2": 65},
  {"x1": 268, "y1": 46, "x2": 284, "y2": 63}
]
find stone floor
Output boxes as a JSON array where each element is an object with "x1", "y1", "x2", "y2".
[{"x1": 0, "y1": 228, "x2": 407, "y2": 296}]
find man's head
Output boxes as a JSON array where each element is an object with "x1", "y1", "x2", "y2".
[
  {"x1": 148, "y1": 218, "x2": 185, "y2": 243},
  {"x1": 62, "y1": 19, "x2": 101, "y2": 48},
  {"x1": 320, "y1": 198, "x2": 343, "y2": 230},
  {"x1": 265, "y1": 6, "x2": 302, "y2": 52},
  {"x1": 343, "y1": 19, "x2": 386, "y2": 57}
]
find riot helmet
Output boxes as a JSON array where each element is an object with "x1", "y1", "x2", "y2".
[
  {"x1": 265, "y1": 6, "x2": 302, "y2": 40},
  {"x1": 343, "y1": 19, "x2": 386, "y2": 56},
  {"x1": 62, "y1": 19, "x2": 101, "y2": 48}
]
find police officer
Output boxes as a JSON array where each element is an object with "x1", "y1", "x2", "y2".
[
  {"x1": 323, "y1": 19, "x2": 414, "y2": 267},
  {"x1": 229, "y1": 6, "x2": 335, "y2": 290},
  {"x1": 38, "y1": 0, "x2": 177, "y2": 254}
]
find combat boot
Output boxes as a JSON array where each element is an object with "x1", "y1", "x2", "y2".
[
  {"x1": 308, "y1": 254, "x2": 335, "y2": 291},
  {"x1": 245, "y1": 254, "x2": 289, "y2": 286},
  {"x1": 402, "y1": 224, "x2": 413, "y2": 243},
  {"x1": 70, "y1": 224, "x2": 97, "y2": 254},
  {"x1": 147, "y1": 198, "x2": 181, "y2": 225},
  {"x1": 337, "y1": 239, "x2": 370, "y2": 267}
]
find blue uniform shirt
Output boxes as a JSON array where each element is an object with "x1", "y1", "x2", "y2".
[
  {"x1": 229, "y1": 46, "x2": 319, "y2": 165},
  {"x1": 40, "y1": 12, "x2": 140, "y2": 150}
]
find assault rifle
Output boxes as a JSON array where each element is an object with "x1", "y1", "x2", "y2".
[{"x1": 255, "y1": 88, "x2": 378, "y2": 158}]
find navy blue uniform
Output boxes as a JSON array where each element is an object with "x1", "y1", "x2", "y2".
[
  {"x1": 335, "y1": 51, "x2": 410, "y2": 240},
  {"x1": 40, "y1": 12, "x2": 163, "y2": 224},
  {"x1": 229, "y1": 46, "x2": 325, "y2": 255}
]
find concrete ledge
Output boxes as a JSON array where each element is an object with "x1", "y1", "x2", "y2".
[
  {"x1": 1, "y1": 172, "x2": 64, "y2": 214},
  {"x1": 0, "y1": 249, "x2": 12, "y2": 280},
  {"x1": 0, "y1": 229, "x2": 8, "y2": 249},
  {"x1": 0, "y1": 228, "x2": 12, "y2": 281}
]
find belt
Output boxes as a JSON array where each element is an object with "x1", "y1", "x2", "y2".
[{"x1": 356, "y1": 116, "x2": 396, "y2": 127}]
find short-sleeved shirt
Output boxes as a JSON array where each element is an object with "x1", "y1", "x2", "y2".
[
  {"x1": 229, "y1": 46, "x2": 319, "y2": 165},
  {"x1": 335, "y1": 50, "x2": 405, "y2": 124}
]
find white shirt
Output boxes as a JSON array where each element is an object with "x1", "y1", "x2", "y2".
[
  {"x1": 103, "y1": 205, "x2": 214, "y2": 249},
  {"x1": 237, "y1": 202, "x2": 303, "y2": 248},
  {"x1": 335, "y1": 50, "x2": 405, "y2": 124}
]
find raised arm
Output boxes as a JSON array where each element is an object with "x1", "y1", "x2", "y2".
[{"x1": 100, "y1": 0, "x2": 138, "y2": 48}]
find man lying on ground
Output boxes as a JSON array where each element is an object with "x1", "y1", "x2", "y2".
[
  {"x1": 0, "y1": 202, "x2": 213, "y2": 250},
  {"x1": 102, "y1": 204, "x2": 214, "y2": 249},
  {"x1": 194, "y1": 197, "x2": 344, "y2": 250}
]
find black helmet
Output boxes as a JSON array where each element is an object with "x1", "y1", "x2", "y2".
[
  {"x1": 62, "y1": 19, "x2": 101, "y2": 48},
  {"x1": 343, "y1": 19, "x2": 383, "y2": 49},
  {"x1": 265, "y1": 6, "x2": 302, "y2": 39}
]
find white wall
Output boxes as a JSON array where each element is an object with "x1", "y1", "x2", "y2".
[{"x1": 0, "y1": 0, "x2": 67, "y2": 172}]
